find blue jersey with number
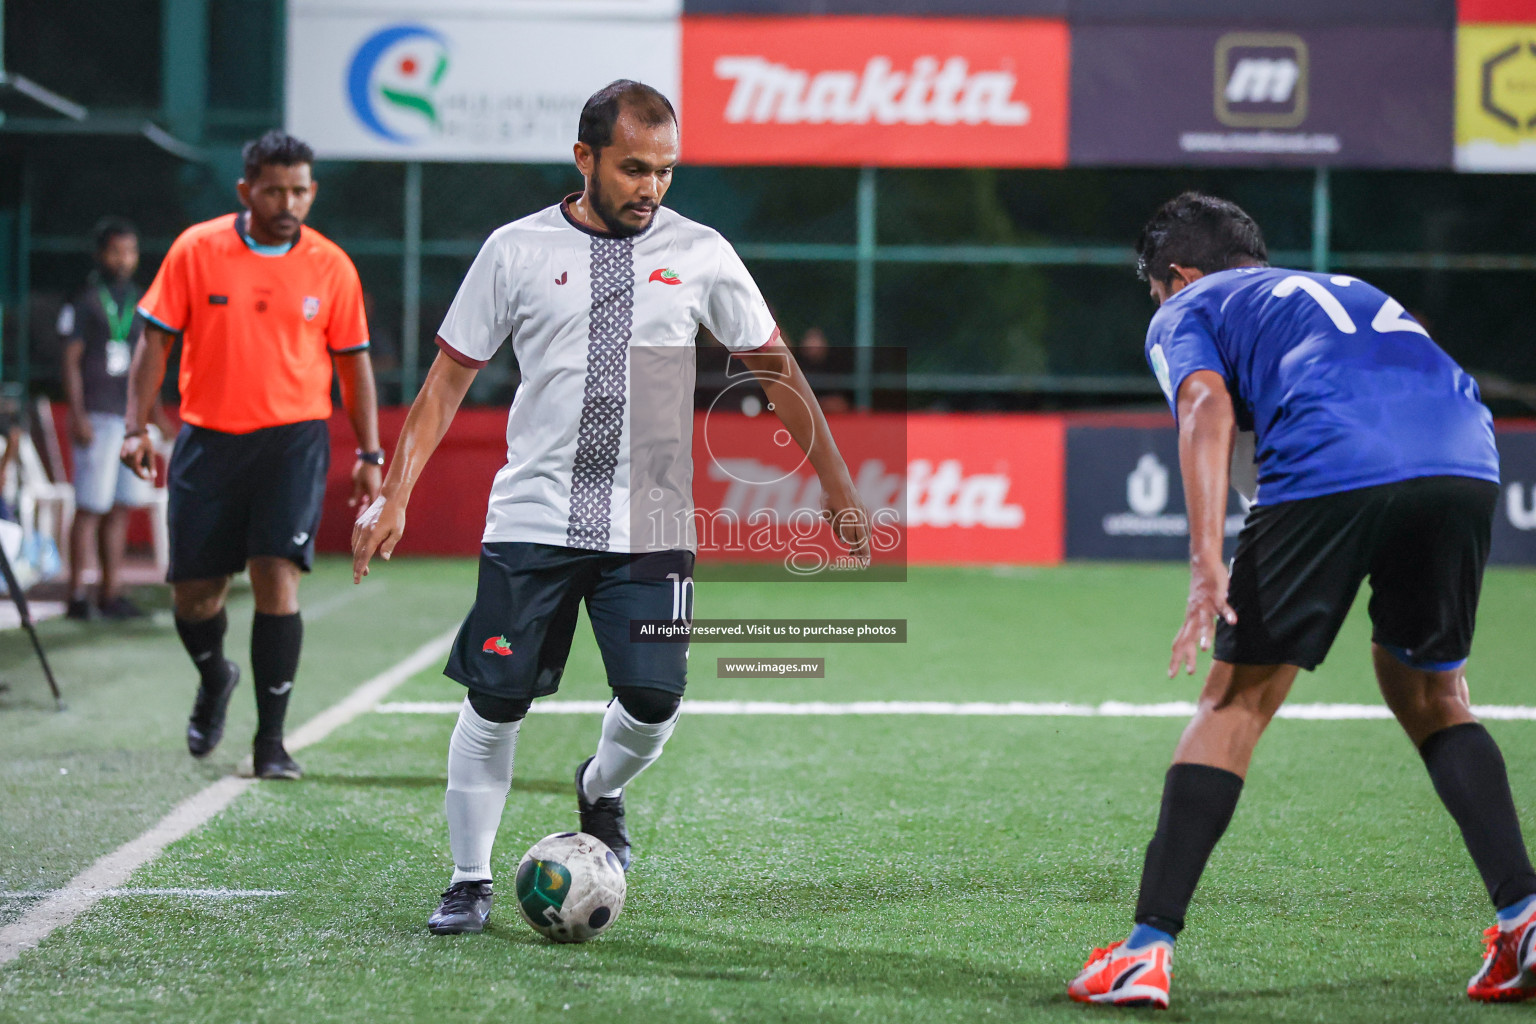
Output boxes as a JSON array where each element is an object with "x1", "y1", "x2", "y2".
[{"x1": 1145, "y1": 266, "x2": 1499, "y2": 506}]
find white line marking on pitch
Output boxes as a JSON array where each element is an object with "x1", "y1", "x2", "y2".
[
  {"x1": 0, "y1": 889, "x2": 287, "y2": 900},
  {"x1": 303, "y1": 582, "x2": 384, "y2": 624},
  {"x1": 375, "y1": 699, "x2": 1536, "y2": 720},
  {"x1": 0, "y1": 626, "x2": 458, "y2": 968}
]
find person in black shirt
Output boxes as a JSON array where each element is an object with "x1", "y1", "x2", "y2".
[{"x1": 56, "y1": 218, "x2": 160, "y2": 620}]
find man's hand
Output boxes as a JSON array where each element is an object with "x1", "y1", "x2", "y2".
[
  {"x1": 351, "y1": 459, "x2": 383, "y2": 508},
  {"x1": 1170, "y1": 557, "x2": 1237, "y2": 678},
  {"x1": 69, "y1": 411, "x2": 94, "y2": 447},
  {"x1": 820, "y1": 479, "x2": 870, "y2": 566},
  {"x1": 352, "y1": 494, "x2": 405, "y2": 583},
  {"x1": 119, "y1": 430, "x2": 156, "y2": 481}
]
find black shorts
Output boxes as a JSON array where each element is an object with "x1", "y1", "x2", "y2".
[
  {"x1": 444, "y1": 542, "x2": 694, "y2": 700},
  {"x1": 1216, "y1": 475, "x2": 1498, "y2": 671},
  {"x1": 166, "y1": 420, "x2": 330, "y2": 582}
]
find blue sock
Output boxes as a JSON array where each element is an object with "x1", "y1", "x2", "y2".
[
  {"x1": 1498, "y1": 894, "x2": 1536, "y2": 925},
  {"x1": 1126, "y1": 923, "x2": 1175, "y2": 949}
]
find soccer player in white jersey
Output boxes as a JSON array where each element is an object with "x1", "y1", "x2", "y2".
[{"x1": 352, "y1": 80, "x2": 870, "y2": 935}]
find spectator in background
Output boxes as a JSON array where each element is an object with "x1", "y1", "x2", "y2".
[
  {"x1": 796, "y1": 327, "x2": 851, "y2": 414},
  {"x1": 56, "y1": 218, "x2": 157, "y2": 620}
]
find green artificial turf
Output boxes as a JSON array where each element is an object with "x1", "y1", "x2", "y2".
[{"x1": 2, "y1": 559, "x2": 1534, "y2": 1022}]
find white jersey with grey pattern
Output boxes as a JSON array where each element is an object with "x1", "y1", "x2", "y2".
[{"x1": 436, "y1": 198, "x2": 778, "y2": 553}]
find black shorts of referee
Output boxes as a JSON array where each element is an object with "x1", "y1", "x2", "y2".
[{"x1": 166, "y1": 419, "x2": 329, "y2": 581}]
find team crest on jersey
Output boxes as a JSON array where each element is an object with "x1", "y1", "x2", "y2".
[
  {"x1": 302, "y1": 296, "x2": 321, "y2": 321},
  {"x1": 648, "y1": 268, "x2": 682, "y2": 286}
]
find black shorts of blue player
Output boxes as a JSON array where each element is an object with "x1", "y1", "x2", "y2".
[
  {"x1": 1215, "y1": 475, "x2": 1500, "y2": 672},
  {"x1": 166, "y1": 419, "x2": 330, "y2": 582},
  {"x1": 444, "y1": 542, "x2": 695, "y2": 701}
]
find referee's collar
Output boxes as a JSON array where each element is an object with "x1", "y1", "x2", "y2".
[
  {"x1": 560, "y1": 193, "x2": 658, "y2": 240},
  {"x1": 234, "y1": 211, "x2": 300, "y2": 256}
]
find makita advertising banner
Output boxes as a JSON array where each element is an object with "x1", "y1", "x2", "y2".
[
  {"x1": 1064, "y1": 424, "x2": 1245, "y2": 562},
  {"x1": 317, "y1": 410, "x2": 1063, "y2": 566},
  {"x1": 1070, "y1": 25, "x2": 1454, "y2": 168},
  {"x1": 680, "y1": 17, "x2": 1070, "y2": 166},
  {"x1": 285, "y1": 1, "x2": 679, "y2": 161},
  {"x1": 1492, "y1": 428, "x2": 1536, "y2": 566}
]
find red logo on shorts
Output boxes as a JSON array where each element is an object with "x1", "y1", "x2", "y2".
[{"x1": 482, "y1": 636, "x2": 513, "y2": 656}]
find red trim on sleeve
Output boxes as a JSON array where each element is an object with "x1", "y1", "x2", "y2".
[
  {"x1": 435, "y1": 335, "x2": 489, "y2": 369},
  {"x1": 744, "y1": 325, "x2": 782, "y2": 353}
]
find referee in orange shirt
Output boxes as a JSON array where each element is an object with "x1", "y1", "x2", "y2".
[{"x1": 122, "y1": 131, "x2": 384, "y2": 779}]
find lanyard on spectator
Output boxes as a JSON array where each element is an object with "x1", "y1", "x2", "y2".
[{"x1": 96, "y1": 285, "x2": 137, "y2": 341}]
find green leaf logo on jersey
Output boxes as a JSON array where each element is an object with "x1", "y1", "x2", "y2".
[
  {"x1": 648, "y1": 268, "x2": 683, "y2": 286},
  {"x1": 516, "y1": 858, "x2": 572, "y2": 923}
]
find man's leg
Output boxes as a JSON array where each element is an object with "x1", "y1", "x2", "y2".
[
  {"x1": 174, "y1": 576, "x2": 239, "y2": 757},
  {"x1": 1134, "y1": 660, "x2": 1298, "y2": 937},
  {"x1": 576, "y1": 551, "x2": 691, "y2": 868},
  {"x1": 581, "y1": 686, "x2": 682, "y2": 799},
  {"x1": 1071, "y1": 660, "x2": 1297, "y2": 1009},
  {"x1": 248, "y1": 556, "x2": 303, "y2": 775},
  {"x1": 433, "y1": 543, "x2": 584, "y2": 935},
  {"x1": 67, "y1": 511, "x2": 100, "y2": 616},
  {"x1": 429, "y1": 689, "x2": 532, "y2": 936},
  {"x1": 97, "y1": 506, "x2": 129, "y2": 606},
  {"x1": 1377, "y1": 646, "x2": 1536, "y2": 912}
]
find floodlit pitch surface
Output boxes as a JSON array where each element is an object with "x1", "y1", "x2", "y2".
[{"x1": 2, "y1": 558, "x2": 1534, "y2": 1022}]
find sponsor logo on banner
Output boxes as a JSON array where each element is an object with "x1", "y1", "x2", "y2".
[
  {"x1": 1215, "y1": 33, "x2": 1308, "y2": 129},
  {"x1": 286, "y1": 7, "x2": 679, "y2": 161},
  {"x1": 1456, "y1": 25, "x2": 1536, "y2": 170},
  {"x1": 681, "y1": 17, "x2": 1069, "y2": 167},
  {"x1": 1070, "y1": 26, "x2": 1452, "y2": 168},
  {"x1": 1065, "y1": 425, "x2": 1244, "y2": 562},
  {"x1": 1491, "y1": 429, "x2": 1536, "y2": 565}
]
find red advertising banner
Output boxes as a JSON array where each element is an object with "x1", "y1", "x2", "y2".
[
  {"x1": 905, "y1": 413, "x2": 1063, "y2": 564},
  {"x1": 1459, "y1": 0, "x2": 1536, "y2": 20},
  {"x1": 680, "y1": 16, "x2": 1070, "y2": 167},
  {"x1": 318, "y1": 410, "x2": 1065, "y2": 567}
]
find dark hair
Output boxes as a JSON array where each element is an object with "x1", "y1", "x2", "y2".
[
  {"x1": 1135, "y1": 192, "x2": 1268, "y2": 285},
  {"x1": 93, "y1": 216, "x2": 137, "y2": 252},
  {"x1": 242, "y1": 130, "x2": 315, "y2": 182},
  {"x1": 577, "y1": 80, "x2": 677, "y2": 153}
]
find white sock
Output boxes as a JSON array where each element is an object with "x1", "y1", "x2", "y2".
[
  {"x1": 581, "y1": 700, "x2": 679, "y2": 800},
  {"x1": 445, "y1": 698, "x2": 520, "y2": 884}
]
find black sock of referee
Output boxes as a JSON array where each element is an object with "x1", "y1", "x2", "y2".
[
  {"x1": 252, "y1": 612, "x2": 303, "y2": 744},
  {"x1": 1420, "y1": 722, "x2": 1536, "y2": 911},
  {"x1": 1133, "y1": 763, "x2": 1246, "y2": 937},
  {"x1": 175, "y1": 609, "x2": 229, "y2": 689}
]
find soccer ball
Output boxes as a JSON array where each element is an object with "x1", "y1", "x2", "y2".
[{"x1": 514, "y1": 831, "x2": 627, "y2": 943}]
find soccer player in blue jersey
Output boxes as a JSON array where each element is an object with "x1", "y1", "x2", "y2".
[{"x1": 1068, "y1": 193, "x2": 1536, "y2": 1008}]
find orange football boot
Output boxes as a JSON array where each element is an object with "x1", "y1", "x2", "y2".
[
  {"x1": 1468, "y1": 899, "x2": 1536, "y2": 1002},
  {"x1": 1068, "y1": 938, "x2": 1172, "y2": 1009}
]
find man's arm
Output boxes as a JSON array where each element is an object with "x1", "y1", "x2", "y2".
[
  {"x1": 351, "y1": 348, "x2": 478, "y2": 582},
  {"x1": 61, "y1": 339, "x2": 92, "y2": 446},
  {"x1": 1169, "y1": 369, "x2": 1239, "y2": 678},
  {"x1": 735, "y1": 338, "x2": 870, "y2": 562},
  {"x1": 333, "y1": 350, "x2": 383, "y2": 508},
  {"x1": 120, "y1": 325, "x2": 175, "y2": 480}
]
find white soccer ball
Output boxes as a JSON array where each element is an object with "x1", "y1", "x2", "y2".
[{"x1": 514, "y1": 831, "x2": 627, "y2": 943}]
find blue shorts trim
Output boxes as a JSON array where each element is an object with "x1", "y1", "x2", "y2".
[{"x1": 1380, "y1": 644, "x2": 1467, "y2": 673}]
